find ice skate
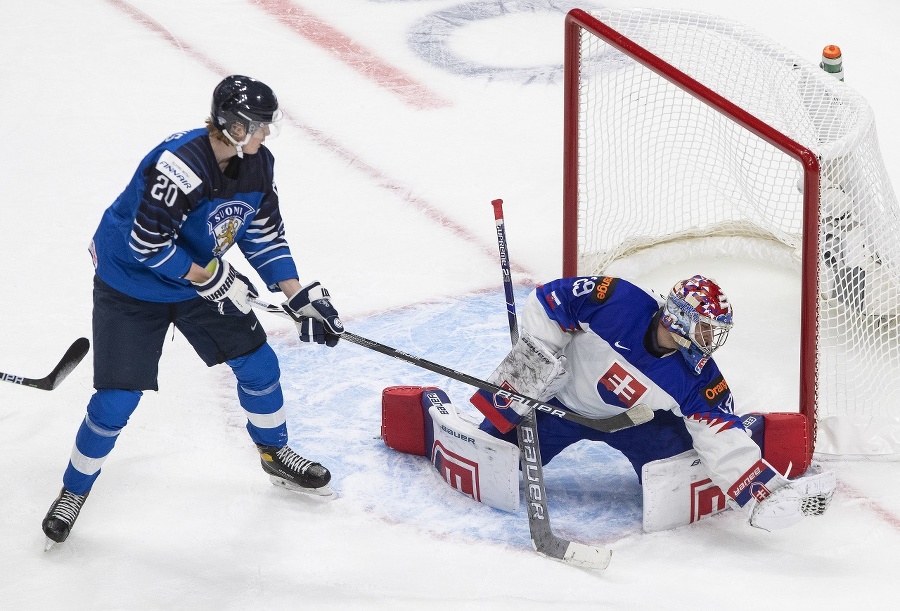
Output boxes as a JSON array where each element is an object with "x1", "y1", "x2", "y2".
[
  {"x1": 257, "y1": 444, "x2": 334, "y2": 500},
  {"x1": 42, "y1": 487, "x2": 89, "y2": 550}
]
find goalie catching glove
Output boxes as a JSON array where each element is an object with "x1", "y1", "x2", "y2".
[
  {"x1": 283, "y1": 282, "x2": 344, "y2": 347},
  {"x1": 746, "y1": 464, "x2": 836, "y2": 531},
  {"x1": 192, "y1": 258, "x2": 258, "y2": 316}
]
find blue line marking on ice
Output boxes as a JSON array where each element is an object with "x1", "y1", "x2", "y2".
[{"x1": 273, "y1": 289, "x2": 643, "y2": 550}]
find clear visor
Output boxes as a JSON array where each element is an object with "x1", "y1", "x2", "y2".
[
  {"x1": 247, "y1": 109, "x2": 283, "y2": 139},
  {"x1": 229, "y1": 109, "x2": 283, "y2": 143}
]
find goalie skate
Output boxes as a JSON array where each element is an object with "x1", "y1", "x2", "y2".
[{"x1": 257, "y1": 444, "x2": 335, "y2": 501}]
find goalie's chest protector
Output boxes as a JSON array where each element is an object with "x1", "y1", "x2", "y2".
[{"x1": 540, "y1": 278, "x2": 725, "y2": 421}]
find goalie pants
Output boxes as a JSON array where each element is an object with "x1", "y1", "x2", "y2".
[
  {"x1": 479, "y1": 401, "x2": 693, "y2": 482},
  {"x1": 61, "y1": 277, "x2": 288, "y2": 495}
]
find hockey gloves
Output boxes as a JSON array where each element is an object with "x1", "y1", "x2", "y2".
[
  {"x1": 193, "y1": 258, "x2": 258, "y2": 316},
  {"x1": 748, "y1": 464, "x2": 836, "y2": 531},
  {"x1": 283, "y1": 282, "x2": 344, "y2": 347},
  {"x1": 294, "y1": 317, "x2": 339, "y2": 347}
]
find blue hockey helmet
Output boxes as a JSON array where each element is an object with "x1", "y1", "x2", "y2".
[
  {"x1": 210, "y1": 75, "x2": 282, "y2": 147},
  {"x1": 660, "y1": 275, "x2": 734, "y2": 374}
]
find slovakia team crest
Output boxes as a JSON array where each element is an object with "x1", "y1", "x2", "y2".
[
  {"x1": 597, "y1": 361, "x2": 648, "y2": 407},
  {"x1": 207, "y1": 200, "x2": 255, "y2": 255}
]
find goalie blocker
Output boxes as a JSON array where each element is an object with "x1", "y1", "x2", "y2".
[{"x1": 382, "y1": 386, "x2": 829, "y2": 532}]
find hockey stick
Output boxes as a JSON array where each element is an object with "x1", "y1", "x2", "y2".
[
  {"x1": 0, "y1": 337, "x2": 90, "y2": 391},
  {"x1": 491, "y1": 199, "x2": 611, "y2": 571},
  {"x1": 247, "y1": 297, "x2": 649, "y2": 434},
  {"x1": 493, "y1": 200, "x2": 519, "y2": 343}
]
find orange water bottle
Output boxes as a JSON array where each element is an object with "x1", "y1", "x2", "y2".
[{"x1": 820, "y1": 45, "x2": 844, "y2": 81}]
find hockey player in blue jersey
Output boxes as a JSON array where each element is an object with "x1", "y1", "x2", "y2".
[
  {"x1": 42, "y1": 75, "x2": 344, "y2": 547},
  {"x1": 471, "y1": 275, "x2": 835, "y2": 530}
]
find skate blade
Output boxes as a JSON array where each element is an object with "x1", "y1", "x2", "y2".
[{"x1": 269, "y1": 475, "x2": 336, "y2": 501}]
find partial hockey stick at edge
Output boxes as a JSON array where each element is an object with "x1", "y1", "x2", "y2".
[
  {"x1": 0, "y1": 337, "x2": 90, "y2": 391},
  {"x1": 247, "y1": 297, "x2": 651, "y2": 435},
  {"x1": 492, "y1": 198, "x2": 611, "y2": 571}
]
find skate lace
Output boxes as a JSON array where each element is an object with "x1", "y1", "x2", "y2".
[
  {"x1": 52, "y1": 491, "x2": 86, "y2": 524},
  {"x1": 276, "y1": 446, "x2": 315, "y2": 474}
]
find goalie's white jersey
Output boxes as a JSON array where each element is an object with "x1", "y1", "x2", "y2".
[{"x1": 521, "y1": 276, "x2": 764, "y2": 504}]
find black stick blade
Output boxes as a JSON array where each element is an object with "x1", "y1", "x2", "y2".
[
  {"x1": 42, "y1": 337, "x2": 91, "y2": 390},
  {"x1": 0, "y1": 337, "x2": 90, "y2": 391}
]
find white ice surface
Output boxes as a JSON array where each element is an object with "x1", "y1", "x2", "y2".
[{"x1": 2, "y1": 1, "x2": 900, "y2": 609}]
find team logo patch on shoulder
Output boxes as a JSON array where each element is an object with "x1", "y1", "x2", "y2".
[
  {"x1": 702, "y1": 374, "x2": 731, "y2": 408},
  {"x1": 156, "y1": 150, "x2": 201, "y2": 194},
  {"x1": 590, "y1": 276, "x2": 619, "y2": 303}
]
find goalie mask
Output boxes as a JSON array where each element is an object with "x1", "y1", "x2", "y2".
[{"x1": 661, "y1": 275, "x2": 733, "y2": 375}]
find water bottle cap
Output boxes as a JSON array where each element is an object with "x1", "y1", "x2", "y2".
[{"x1": 822, "y1": 45, "x2": 842, "y2": 59}]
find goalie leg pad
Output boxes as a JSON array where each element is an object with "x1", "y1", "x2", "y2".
[
  {"x1": 741, "y1": 412, "x2": 812, "y2": 477},
  {"x1": 641, "y1": 413, "x2": 824, "y2": 532},
  {"x1": 424, "y1": 389, "x2": 520, "y2": 512},
  {"x1": 469, "y1": 333, "x2": 568, "y2": 434},
  {"x1": 642, "y1": 449, "x2": 730, "y2": 532},
  {"x1": 381, "y1": 386, "x2": 435, "y2": 456},
  {"x1": 381, "y1": 386, "x2": 520, "y2": 512}
]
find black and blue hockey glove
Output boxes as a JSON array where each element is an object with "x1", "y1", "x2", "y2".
[
  {"x1": 283, "y1": 282, "x2": 343, "y2": 347},
  {"x1": 193, "y1": 258, "x2": 258, "y2": 316},
  {"x1": 293, "y1": 317, "x2": 339, "y2": 347}
]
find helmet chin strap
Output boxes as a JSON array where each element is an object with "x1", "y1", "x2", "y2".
[
  {"x1": 222, "y1": 127, "x2": 250, "y2": 158},
  {"x1": 660, "y1": 310, "x2": 709, "y2": 375},
  {"x1": 668, "y1": 329, "x2": 693, "y2": 351}
]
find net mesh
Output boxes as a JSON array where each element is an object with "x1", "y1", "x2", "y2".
[{"x1": 570, "y1": 8, "x2": 900, "y2": 457}]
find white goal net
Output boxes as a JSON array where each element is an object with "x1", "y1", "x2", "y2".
[{"x1": 564, "y1": 8, "x2": 900, "y2": 458}]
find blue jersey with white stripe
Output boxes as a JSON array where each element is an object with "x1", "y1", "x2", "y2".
[{"x1": 90, "y1": 128, "x2": 298, "y2": 302}]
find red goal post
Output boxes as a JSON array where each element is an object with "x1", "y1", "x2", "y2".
[{"x1": 562, "y1": 8, "x2": 900, "y2": 458}]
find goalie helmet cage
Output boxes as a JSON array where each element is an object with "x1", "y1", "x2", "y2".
[{"x1": 562, "y1": 8, "x2": 900, "y2": 459}]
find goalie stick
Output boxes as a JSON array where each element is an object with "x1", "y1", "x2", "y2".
[
  {"x1": 0, "y1": 337, "x2": 90, "y2": 391},
  {"x1": 491, "y1": 198, "x2": 611, "y2": 571},
  {"x1": 247, "y1": 297, "x2": 650, "y2": 434}
]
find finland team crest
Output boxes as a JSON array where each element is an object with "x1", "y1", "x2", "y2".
[{"x1": 207, "y1": 200, "x2": 255, "y2": 255}]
